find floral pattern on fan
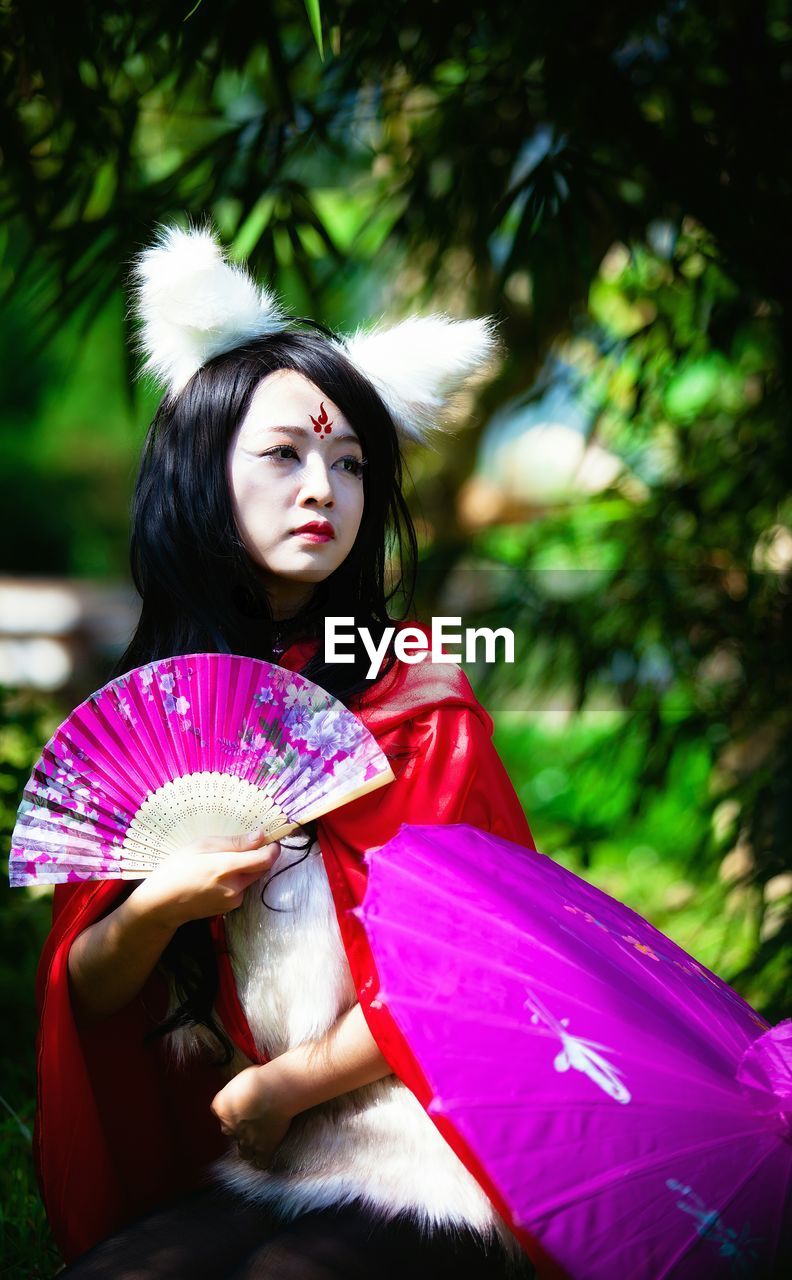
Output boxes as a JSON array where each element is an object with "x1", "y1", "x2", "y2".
[{"x1": 10, "y1": 653, "x2": 393, "y2": 886}]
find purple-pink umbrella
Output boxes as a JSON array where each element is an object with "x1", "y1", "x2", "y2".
[{"x1": 355, "y1": 822, "x2": 791, "y2": 1280}]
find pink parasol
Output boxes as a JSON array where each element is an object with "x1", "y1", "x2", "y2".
[{"x1": 355, "y1": 822, "x2": 791, "y2": 1280}]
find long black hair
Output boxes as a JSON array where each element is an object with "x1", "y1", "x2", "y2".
[
  {"x1": 112, "y1": 326, "x2": 418, "y2": 695},
  {"x1": 112, "y1": 326, "x2": 420, "y2": 1064}
]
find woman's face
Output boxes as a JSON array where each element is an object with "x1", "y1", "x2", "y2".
[{"x1": 227, "y1": 369, "x2": 366, "y2": 618}]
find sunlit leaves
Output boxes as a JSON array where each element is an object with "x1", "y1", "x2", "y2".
[{"x1": 304, "y1": 0, "x2": 324, "y2": 61}]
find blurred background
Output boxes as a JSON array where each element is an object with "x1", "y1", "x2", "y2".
[{"x1": 1, "y1": 1, "x2": 791, "y2": 1272}]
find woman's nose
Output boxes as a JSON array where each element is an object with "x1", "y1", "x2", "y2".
[{"x1": 298, "y1": 456, "x2": 334, "y2": 506}]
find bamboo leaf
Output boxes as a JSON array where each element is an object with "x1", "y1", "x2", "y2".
[{"x1": 303, "y1": 0, "x2": 324, "y2": 62}]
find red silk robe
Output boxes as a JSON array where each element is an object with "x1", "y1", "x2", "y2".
[{"x1": 33, "y1": 634, "x2": 546, "y2": 1271}]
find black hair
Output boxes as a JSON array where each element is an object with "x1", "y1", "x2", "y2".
[
  {"x1": 112, "y1": 326, "x2": 417, "y2": 697},
  {"x1": 112, "y1": 327, "x2": 419, "y2": 1065}
]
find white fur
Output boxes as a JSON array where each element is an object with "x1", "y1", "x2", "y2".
[
  {"x1": 130, "y1": 221, "x2": 503, "y2": 443},
  {"x1": 336, "y1": 313, "x2": 502, "y2": 444},
  {"x1": 166, "y1": 834, "x2": 523, "y2": 1266},
  {"x1": 130, "y1": 223, "x2": 287, "y2": 396}
]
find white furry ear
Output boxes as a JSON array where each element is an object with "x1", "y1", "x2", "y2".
[
  {"x1": 336, "y1": 313, "x2": 503, "y2": 444},
  {"x1": 130, "y1": 222, "x2": 288, "y2": 396}
]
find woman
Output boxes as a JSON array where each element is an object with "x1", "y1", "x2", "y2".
[{"x1": 35, "y1": 225, "x2": 538, "y2": 1278}]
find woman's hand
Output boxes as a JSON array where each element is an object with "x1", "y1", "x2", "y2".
[
  {"x1": 211, "y1": 1064, "x2": 295, "y2": 1169},
  {"x1": 129, "y1": 830, "x2": 282, "y2": 930},
  {"x1": 210, "y1": 1004, "x2": 393, "y2": 1171}
]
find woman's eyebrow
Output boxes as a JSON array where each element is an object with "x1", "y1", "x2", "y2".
[{"x1": 264, "y1": 424, "x2": 361, "y2": 445}]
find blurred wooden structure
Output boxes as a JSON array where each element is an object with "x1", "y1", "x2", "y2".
[{"x1": 0, "y1": 577, "x2": 138, "y2": 704}]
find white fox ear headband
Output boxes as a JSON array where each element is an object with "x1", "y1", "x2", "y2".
[{"x1": 130, "y1": 222, "x2": 503, "y2": 446}]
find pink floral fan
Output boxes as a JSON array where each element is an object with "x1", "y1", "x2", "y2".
[{"x1": 9, "y1": 653, "x2": 394, "y2": 886}]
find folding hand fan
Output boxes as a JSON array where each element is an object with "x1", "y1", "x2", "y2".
[{"x1": 9, "y1": 653, "x2": 394, "y2": 886}]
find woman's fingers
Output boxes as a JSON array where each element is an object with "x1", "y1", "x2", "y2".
[
  {"x1": 197, "y1": 829, "x2": 277, "y2": 853},
  {"x1": 208, "y1": 847, "x2": 282, "y2": 881},
  {"x1": 133, "y1": 833, "x2": 282, "y2": 927},
  {"x1": 193, "y1": 833, "x2": 282, "y2": 873}
]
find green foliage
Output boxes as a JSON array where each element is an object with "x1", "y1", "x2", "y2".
[
  {"x1": 494, "y1": 713, "x2": 766, "y2": 998},
  {"x1": 0, "y1": 1111, "x2": 60, "y2": 1277},
  {"x1": 303, "y1": 0, "x2": 324, "y2": 62},
  {"x1": 3, "y1": 1, "x2": 791, "y2": 351},
  {"x1": 446, "y1": 222, "x2": 791, "y2": 1021},
  {"x1": 0, "y1": 293, "x2": 146, "y2": 576}
]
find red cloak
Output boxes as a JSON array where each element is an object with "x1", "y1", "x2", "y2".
[{"x1": 34, "y1": 633, "x2": 543, "y2": 1269}]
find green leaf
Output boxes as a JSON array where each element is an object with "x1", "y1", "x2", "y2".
[
  {"x1": 304, "y1": 0, "x2": 324, "y2": 61},
  {"x1": 662, "y1": 354, "x2": 732, "y2": 423}
]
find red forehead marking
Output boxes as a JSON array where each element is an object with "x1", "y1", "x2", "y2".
[{"x1": 310, "y1": 402, "x2": 333, "y2": 439}]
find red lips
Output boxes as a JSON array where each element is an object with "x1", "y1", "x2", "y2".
[{"x1": 293, "y1": 520, "x2": 335, "y2": 539}]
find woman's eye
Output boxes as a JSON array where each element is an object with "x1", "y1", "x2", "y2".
[
  {"x1": 337, "y1": 456, "x2": 366, "y2": 477},
  {"x1": 264, "y1": 445, "x2": 298, "y2": 461}
]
